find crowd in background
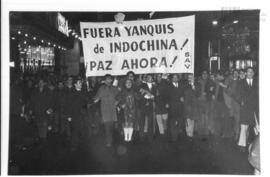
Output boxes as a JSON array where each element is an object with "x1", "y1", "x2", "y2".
[{"x1": 9, "y1": 68, "x2": 259, "y2": 173}]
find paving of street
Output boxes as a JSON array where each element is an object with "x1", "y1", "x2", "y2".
[{"x1": 8, "y1": 124, "x2": 254, "y2": 175}]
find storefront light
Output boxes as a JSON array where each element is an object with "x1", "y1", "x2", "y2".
[{"x1": 212, "y1": 20, "x2": 218, "y2": 25}]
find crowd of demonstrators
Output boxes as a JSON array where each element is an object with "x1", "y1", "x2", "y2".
[{"x1": 9, "y1": 67, "x2": 259, "y2": 171}]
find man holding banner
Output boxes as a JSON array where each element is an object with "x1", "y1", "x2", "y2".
[
  {"x1": 81, "y1": 15, "x2": 195, "y2": 146},
  {"x1": 94, "y1": 74, "x2": 119, "y2": 147}
]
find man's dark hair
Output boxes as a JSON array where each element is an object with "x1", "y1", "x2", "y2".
[
  {"x1": 105, "y1": 74, "x2": 112, "y2": 79},
  {"x1": 126, "y1": 71, "x2": 135, "y2": 76},
  {"x1": 246, "y1": 67, "x2": 255, "y2": 72}
]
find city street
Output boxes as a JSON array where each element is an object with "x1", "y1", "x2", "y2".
[{"x1": 9, "y1": 127, "x2": 254, "y2": 175}]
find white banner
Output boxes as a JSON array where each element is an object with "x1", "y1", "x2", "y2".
[{"x1": 80, "y1": 15, "x2": 195, "y2": 76}]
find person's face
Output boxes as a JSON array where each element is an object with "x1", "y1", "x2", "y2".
[
  {"x1": 66, "y1": 77, "x2": 73, "y2": 88},
  {"x1": 210, "y1": 74, "x2": 215, "y2": 81},
  {"x1": 38, "y1": 80, "x2": 45, "y2": 89},
  {"x1": 58, "y1": 82, "x2": 64, "y2": 89},
  {"x1": 142, "y1": 74, "x2": 147, "y2": 81},
  {"x1": 172, "y1": 74, "x2": 178, "y2": 83},
  {"x1": 217, "y1": 74, "x2": 224, "y2": 80},
  {"x1": 239, "y1": 71, "x2": 246, "y2": 79},
  {"x1": 125, "y1": 79, "x2": 132, "y2": 89},
  {"x1": 157, "y1": 74, "x2": 162, "y2": 83},
  {"x1": 202, "y1": 71, "x2": 208, "y2": 80},
  {"x1": 187, "y1": 74, "x2": 194, "y2": 82},
  {"x1": 128, "y1": 73, "x2": 135, "y2": 81},
  {"x1": 246, "y1": 68, "x2": 254, "y2": 79},
  {"x1": 146, "y1": 75, "x2": 153, "y2": 83},
  {"x1": 91, "y1": 77, "x2": 97, "y2": 83},
  {"x1": 105, "y1": 76, "x2": 112, "y2": 86},
  {"x1": 233, "y1": 71, "x2": 239, "y2": 79}
]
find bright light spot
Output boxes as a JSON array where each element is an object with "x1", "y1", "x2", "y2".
[{"x1": 212, "y1": 20, "x2": 218, "y2": 25}]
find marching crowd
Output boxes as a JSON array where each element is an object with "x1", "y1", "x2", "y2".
[{"x1": 10, "y1": 68, "x2": 259, "y2": 159}]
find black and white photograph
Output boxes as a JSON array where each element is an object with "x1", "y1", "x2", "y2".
[{"x1": 2, "y1": 0, "x2": 270, "y2": 176}]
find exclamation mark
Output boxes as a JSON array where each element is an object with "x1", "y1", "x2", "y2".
[
  {"x1": 170, "y1": 56, "x2": 178, "y2": 67},
  {"x1": 181, "y1": 38, "x2": 189, "y2": 50}
]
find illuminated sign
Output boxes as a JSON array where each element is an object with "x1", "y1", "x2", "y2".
[{"x1": 57, "y1": 13, "x2": 69, "y2": 37}]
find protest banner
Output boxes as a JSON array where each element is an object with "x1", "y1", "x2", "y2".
[{"x1": 80, "y1": 15, "x2": 195, "y2": 76}]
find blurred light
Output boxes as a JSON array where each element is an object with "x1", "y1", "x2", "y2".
[
  {"x1": 28, "y1": 45, "x2": 31, "y2": 48},
  {"x1": 33, "y1": 37, "x2": 36, "y2": 40},
  {"x1": 25, "y1": 33, "x2": 28, "y2": 37},
  {"x1": 75, "y1": 34, "x2": 78, "y2": 38},
  {"x1": 41, "y1": 40, "x2": 44, "y2": 43},
  {"x1": 233, "y1": 20, "x2": 239, "y2": 24},
  {"x1": 58, "y1": 46, "x2": 61, "y2": 49},
  {"x1": 24, "y1": 41, "x2": 27, "y2": 44},
  {"x1": 68, "y1": 29, "x2": 72, "y2": 32},
  {"x1": 48, "y1": 42, "x2": 51, "y2": 45},
  {"x1": 53, "y1": 44, "x2": 56, "y2": 47},
  {"x1": 18, "y1": 31, "x2": 21, "y2": 34},
  {"x1": 18, "y1": 44, "x2": 21, "y2": 47},
  {"x1": 212, "y1": 20, "x2": 218, "y2": 25},
  {"x1": 11, "y1": 37, "x2": 16, "y2": 40},
  {"x1": 72, "y1": 31, "x2": 75, "y2": 35}
]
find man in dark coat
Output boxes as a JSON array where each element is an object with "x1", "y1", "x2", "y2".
[
  {"x1": 29, "y1": 79, "x2": 54, "y2": 143},
  {"x1": 184, "y1": 74, "x2": 200, "y2": 139},
  {"x1": 155, "y1": 74, "x2": 170, "y2": 137},
  {"x1": 168, "y1": 74, "x2": 185, "y2": 141},
  {"x1": 62, "y1": 77, "x2": 88, "y2": 151},
  {"x1": 138, "y1": 74, "x2": 157, "y2": 141},
  {"x1": 61, "y1": 76, "x2": 74, "y2": 137},
  {"x1": 236, "y1": 67, "x2": 259, "y2": 152}
]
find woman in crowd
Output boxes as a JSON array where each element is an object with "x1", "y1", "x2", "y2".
[{"x1": 116, "y1": 79, "x2": 138, "y2": 142}]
